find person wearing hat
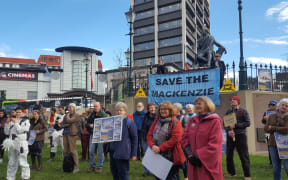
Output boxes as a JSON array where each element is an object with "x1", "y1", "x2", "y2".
[
  {"x1": 224, "y1": 96, "x2": 251, "y2": 180},
  {"x1": 261, "y1": 100, "x2": 278, "y2": 168}
]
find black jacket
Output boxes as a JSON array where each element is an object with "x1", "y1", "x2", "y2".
[
  {"x1": 85, "y1": 111, "x2": 107, "y2": 134},
  {"x1": 141, "y1": 112, "x2": 156, "y2": 141},
  {"x1": 225, "y1": 107, "x2": 250, "y2": 134}
]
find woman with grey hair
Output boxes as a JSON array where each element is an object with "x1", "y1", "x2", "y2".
[
  {"x1": 264, "y1": 98, "x2": 288, "y2": 180},
  {"x1": 182, "y1": 104, "x2": 196, "y2": 130},
  {"x1": 60, "y1": 103, "x2": 80, "y2": 173},
  {"x1": 109, "y1": 102, "x2": 138, "y2": 180}
]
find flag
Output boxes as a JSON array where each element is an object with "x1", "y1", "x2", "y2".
[
  {"x1": 90, "y1": 72, "x2": 93, "y2": 89},
  {"x1": 44, "y1": 65, "x2": 50, "y2": 77},
  {"x1": 185, "y1": 61, "x2": 189, "y2": 71}
]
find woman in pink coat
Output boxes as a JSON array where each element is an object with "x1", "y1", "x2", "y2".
[{"x1": 181, "y1": 96, "x2": 223, "y2": 180}]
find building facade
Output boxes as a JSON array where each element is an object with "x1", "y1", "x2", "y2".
[
  {"x1": 0, "y1": 46, "x2": 105, "y2": 102},
  {"x1": 130, "y1": 0, "x2": 210, "y2": 69}
]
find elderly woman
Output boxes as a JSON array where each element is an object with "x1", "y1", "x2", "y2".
[
  {"x1": 147, "y1": 101, "x2": 185, "y2": 180},
  {"x1": 60, "y1": 103, "x2": 81, "y2": 173},
  {"x1": 109, "y1": 102, "x2": 138, "y2": 180},
  {"x1": 29, "y1": 110, "x2": 47, "y2": 170},
  {"x1": 264, "y1": 98, "x2": 288, "y2": 180},
  {"x1": 182, "y1": 104, "x2": 196, "y2": 130},
  {"x1": 181, "y1": 96, "x2": 223, "y2": 180}
]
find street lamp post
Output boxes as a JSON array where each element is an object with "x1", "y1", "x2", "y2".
[
  {"x1": 83, "y1": 58, "x2": 89, "y2": 108},
  {"x1": 238, "y1": 0, "x2": 248, "y2": 90},
  {"x1": 125, "y1": 8, "x2": 135, "y2": 97}
]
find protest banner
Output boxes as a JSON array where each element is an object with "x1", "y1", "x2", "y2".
[
  {"x1": 258, "y1": 69, "x2": 272, "y2": 91},
  {"x1": 274, "y1": 132, "x2": 288, "y2": 159},
  {"x1": 92, "y1": 115, "x2": 123, "y2": 143},
  {"x1": 148, "y1": 68, "x2": 220, "y2": 106}
]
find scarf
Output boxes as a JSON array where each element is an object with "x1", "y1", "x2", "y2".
[{"x1": 152, "y1": 117, "x2": 171, "y2": 146}]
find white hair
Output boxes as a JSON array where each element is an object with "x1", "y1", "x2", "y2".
[
  {"x1": 186, "y1": 104, "x2": 195, "y2": 110},
  {"x1": 115, "y1": 102, "x2": 128, "y2": 112},
  {"x1": 173, "y1": 103, "x2": 183, "y2": 111},
  {"x1": 94, "y1": 102, "x2": 101, "y2": 106},
  {"x1": 278, "y1": 98, "x2": 288, "y2": 108},
  {"x1": 68, "y1": 103, "x2": 76, "y2": 110}
]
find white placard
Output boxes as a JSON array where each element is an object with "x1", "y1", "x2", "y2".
[{"x1": 142, "y1": 148, "x2": 173, "y2": 180}]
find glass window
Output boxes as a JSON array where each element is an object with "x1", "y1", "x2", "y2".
[
  {"x1": 56, "y1": 58, "x2": 59, "y2": 62},
  {"x1": 135, "y1": 25, "x2": 154, "y2": 36},
  {"x1": 5, "y1": 64, "x2": 10, "y2": 68},
  {"x1": 159, "y1": 3, "x2": 181, "y2": 15},
  {"x1": 42, "y1": 57, "x2": 46, "y2": 61},
  {"x1": 134, "y1": 57, "x2": 155, "y2": 66},
  {"x1": 72, "y1": 60, "x2": 86, "y2": 89},
  {"x1": 49, "y1": 58, "x2": 53, "y2": 62},
  {"x1": 160, "y1": 54, "x2": 182, "y2": 64},
  {"x1": 27, "y1": 91, "x2": 37, "y2": 100},
  {"x1": 159, "y1": 36, "x2": 182, "y2": 48},
  {"x1": 159, "y1": 19, "x2": 181, "y2": 31},
  {"x1": 0, "y1": 63, "x2": 3, "y2": 67},
  {"x1": 135, "y1": 0, "x2": 153, "y2": 5},
  {"x1": 0, "y1": 90, "x2": 6, "y2": 100},
  {"x1": 135, "y1": 10, "x2": 154, "y2": 20},
  {"x1": 135, "y1": 41, "x2": 154, "y2": 51}
]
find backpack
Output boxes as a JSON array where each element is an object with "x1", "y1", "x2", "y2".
[{"x1": 63, "y1": 153, "x2": 74, "y2": 173}]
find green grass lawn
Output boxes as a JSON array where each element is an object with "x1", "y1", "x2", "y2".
[{"x1": 0, "y1": 144, "x2": 283, "y2": 180}]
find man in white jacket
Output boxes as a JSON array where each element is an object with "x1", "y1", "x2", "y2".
[{"x1": 4, "y1": 107, "x2": 30, "y2": 180}]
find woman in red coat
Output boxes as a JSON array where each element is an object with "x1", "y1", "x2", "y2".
[
  {"x1": 147, "y1": 101, "x2": 185, "y2": 180},
  {"x1": 181, "y1": 96, "x2": 223, "y2": 180}
]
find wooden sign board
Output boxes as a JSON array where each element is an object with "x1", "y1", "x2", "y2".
[{"x1": 223, "y1": 112, "x2": 237, "y2": 127}]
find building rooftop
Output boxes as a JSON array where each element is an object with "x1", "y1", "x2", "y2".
[
  {"x1": 37, "y1": 55, "x2": 61, "y2": 66},
  {"x1": 55, "y1": 46, "x2": 103, "y2": 56},
  {"x1": 0, "y1": 57, "x2": 36, "y2": 64}
]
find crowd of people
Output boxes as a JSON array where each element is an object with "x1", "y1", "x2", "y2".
[{"x1": 0, "y1": 96, "x2": 287, "y2": 180}]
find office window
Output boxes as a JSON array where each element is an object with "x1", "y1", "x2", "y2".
[
  {"x1": 159, "y1": 19, "x2": 181, "y2": 31},
  {"x1": 135, "y1": 41, "x2": 154, "y2": 51},
  {"x1": 72, "y1": 60, "x2": 86, "y2": 89},
  {"x1": 42, "y1": 57, "x2": 46, "y2": 61},
  {"x1": 159, "y1": 3, "x2": 181, "y2": 15},
  {"x1": 56, "y1": 58, "x2": 59, "y2": 62},
  {"x1": 160, "y1": 54, "x2": 182, "y2": 64},
  {"x1": 49, "y1": 58, "x2": 53, "y2": 62},
  {"x1": 27, "y1": 91, "x2": 37, "y2": 100},
  {"x1": 5, "y1": 64, "x2": 10, "y2": 68},
  {"x1": 0, "y1": 90, "x2": 6, "y2": 100},
  {"x1": 134, "y1": 57, "x2": 155, "y2": 66},
  {"x1": 135, "y1": 25, "x2": 154, "y2": 36},
  {"x1": 0, "y1": 63, "x2": 3, "y2": 68},
  {"x1": 135, "y1": 10, "x2": 154, "y2": 20},
  {"x1": 159, "y1": 36, "x2": 182, "y2": 48},
  {"x1": 135, "y1": 0, "x2": 153, "y2": 5}
]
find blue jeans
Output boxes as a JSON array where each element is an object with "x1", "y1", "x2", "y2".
[
  {"x1": 269, "y1": 146, "x2": 288, "y2": 180},
  {"x1": 110, "y1": 151, "x2": 129, "y2": 180},
  {"x1": 89, "y1": 135, "x2": 104, "y2": 168}
]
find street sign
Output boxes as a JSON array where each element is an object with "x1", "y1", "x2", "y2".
[
  {"x1": 220, "y1": 79, "x2": 236, "y2": 92},
  {"x1": 135, "y1": 86, "x2": 146, "y2": 97}
]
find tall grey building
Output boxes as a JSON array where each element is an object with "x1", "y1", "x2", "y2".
[{"x1": 129, "y1": 0, "x2": 210, "y2": 69}]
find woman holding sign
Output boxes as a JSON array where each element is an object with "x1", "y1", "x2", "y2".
[
  {"x1": 181, "y1": 96, "x2": 223, "y2": 180},
  {"x1": 29, "y1": 110, "x2": 47, "y2": 171},
  {"x1": 109, "y1": 102, "x2": 138, "y2": 180},
  {"x1": 147, "y1": 101, "x2": 185, "y2": 180},
  {"x1": 264, "y1": 98, "x2": 288, "y2": 180}
]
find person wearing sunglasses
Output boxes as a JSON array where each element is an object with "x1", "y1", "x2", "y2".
[{"x1": 261, "y1": 100, "x2": 278, "y2": 168}]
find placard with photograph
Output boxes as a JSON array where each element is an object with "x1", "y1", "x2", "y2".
[
  {"x1": 92, "y1": 115, "x2": 123, "y2": 143},
  {"x1": 274, "y1": 132, "x2": 288, "y2": 159}
]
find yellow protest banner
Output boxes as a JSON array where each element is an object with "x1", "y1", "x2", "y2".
[
  {"x1": 135, "y1": 86, "x2": 146, "y2": 97},
  {"x1": 220, "y1": 79, "x2": 236, "y2": 92}
]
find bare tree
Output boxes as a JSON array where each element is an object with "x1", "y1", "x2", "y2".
[{"x1": 113, "y1": 49, "x2": 125, "y2": 68}]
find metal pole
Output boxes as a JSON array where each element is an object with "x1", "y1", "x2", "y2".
[
  {"x1": 238, "y1": 0, "x2": 248, "y2": 90},
  {"x1": 85, "y1": 63, "x2": 88, "y2": 108},
  {"x1": 128, "y1": 22, "x2": 133, "y2": 97}
]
